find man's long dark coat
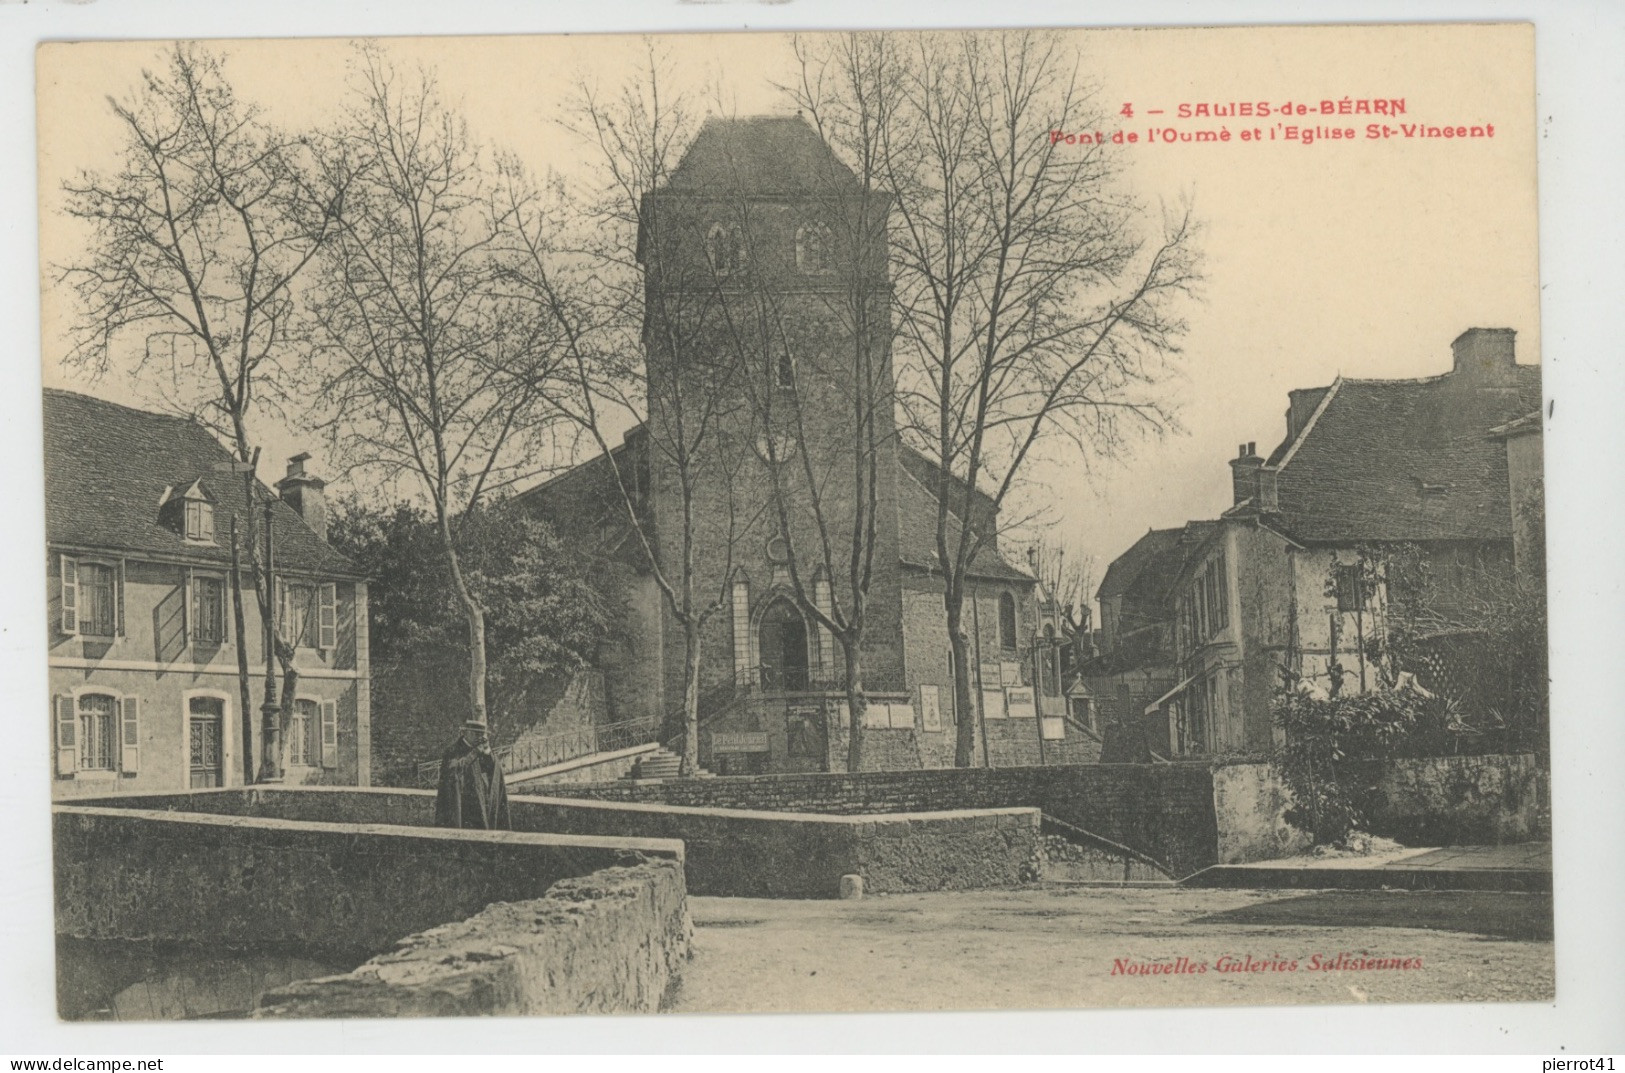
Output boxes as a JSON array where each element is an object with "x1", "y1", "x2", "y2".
[{"x1": 434, "y1": 734, "x2": 510, "y2": 830}]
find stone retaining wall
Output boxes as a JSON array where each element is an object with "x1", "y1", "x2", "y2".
[
  {"x1": 254, "y1": 861, "x2": 691, "y2": 1019},
  {"x1": 1341, "y1": 754, "x2": 1541, "y2": 845},
  {"x1": 514, "y1": 796, "x2": 1042, "y2": 897},
  {"x1": 78, "y1": 786, "x2": 1041, "y2": 898},
  {"x1": 54, "y1": 803, "x2": 682, "y2": 956},
  {"x1": 526, "y1": 763, "x2": 1222, "y2": 876}
]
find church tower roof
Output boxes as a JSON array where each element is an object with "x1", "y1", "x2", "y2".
[{"x1": 659, "y1": 114, "x2": 862, "y2": 196}]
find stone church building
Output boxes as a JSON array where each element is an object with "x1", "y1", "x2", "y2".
[{"x1": 522, "y1": 116, "x2": 1101, "y2": 773}]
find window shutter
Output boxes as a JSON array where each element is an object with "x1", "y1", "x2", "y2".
[
  {"x1": 201, "y1": 503, "x2": 215, "y2": 542},
  {"x1": 318, "y1": 583, "x2": 337, "y2": 650},
  {"x1": 320, "y1": 699, "x2": 338, "y2": 769},
  {"x1": 183, "y1": 568, "x2": 194, "y2": 644},
  {"x1": 54, "y1": 696, "x2": 76, "y2": 776},
  {"x1": 115, "y1": 559, "x2": 126, "y2": 638},
  {"x1": 60, "y1": 555, "x2": 78, "y2": 635},
  {"x1": 275, "y1": 577, "x2": 286, "y2": 645},
  {"x1": 119, "y1": 696, "x2": 140, "y2": 775}
]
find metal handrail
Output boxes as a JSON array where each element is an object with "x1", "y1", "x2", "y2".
[{"x1": 415, "y1": 713, "x2": 663, "y2": 785}]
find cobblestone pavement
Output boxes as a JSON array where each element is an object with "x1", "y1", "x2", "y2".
[{"x1": 668, "y1": 885, "x2": 1554, "y2": 1014}]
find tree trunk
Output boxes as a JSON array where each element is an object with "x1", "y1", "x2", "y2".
[
  {"x1": 680, "y1": 618, "x2": 702, "y2": 776},
  {"x1": 948, "y1": 597, "x2": 978, "y2": 767},
  {"x1": 278, "y1": 656, "x2": 300, "y2": 760},
  {"x1": 843, "y1": 641, "x2": 865, "y2": 774},
  {"x1": 438, "y1": 520, "x2": 488, "y2": 727}
]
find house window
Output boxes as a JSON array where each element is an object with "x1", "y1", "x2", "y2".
[
  {"x1": 775, "y1": 348, "x2": 796, "y2": 390},
  {"x1": 1186, "y1": 555, "x2": 1230, "y2": 644},
  {"x1": 77, "y1": 693, "x2": 117, "y2": 772},
  {"x1": 282, "y1": 583, "x2": 317, "y2": 648},
  {"x1": 706, "y1": 223, "x2": 746, "y2": 276},
  {"x1": 279, "y1": 580, "x2": 337, "y2": 650},
  {"x1": 288, "y1": 698, "x2": 318, "y2": 767},
  {"x1": 78, "y1": 562, "x2": 118, "y2": 637},
  {"x1": 184, "y1": 500, "x2": 215, "y2": 542},
  {"x1": 998, "y1": 592, "x2": 1018, "y2": 652},
  {"x1": 795, "y1": 223, "x2": 834, "y2": 273},
  {"x1": 1334, "y1": 564, "x2": 1368, "y2": 612},
  {"x1": 190, "y1": 572, "x2": 226, "y2": 646}
]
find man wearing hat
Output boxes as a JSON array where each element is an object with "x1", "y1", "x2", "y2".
[{"x1": 434, "y1": 720, "x2": 510, "y2": 829}]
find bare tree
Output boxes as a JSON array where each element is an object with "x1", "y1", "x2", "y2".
[
  {"x1": 309, "y1": 47, "x2": 570, "y2": 732},
  {"x1": 1033, "y1": 535, "x2": 1095, "y2": 636},
  {"x1": 794, "y1": 30, "x2": 1201, "y2": 766},
  {"x1": 508, "y1": 48, "x2": 761, "y2": 775},
  {"x1": 58, "y1": 42, "x2": 342, "y2": 781}
]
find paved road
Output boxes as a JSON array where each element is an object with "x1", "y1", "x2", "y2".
[{"x1": 668, "y1": 885, "x2": 1553, "y2": 1014}]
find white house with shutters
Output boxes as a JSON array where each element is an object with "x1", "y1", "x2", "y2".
[{"x1": 46, "y1": 389, "x2": 372, "y2": 798}]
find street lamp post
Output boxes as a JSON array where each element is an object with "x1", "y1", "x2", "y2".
[{"x1": 256, "y1": 496, "x2": 284, "y2": 784}]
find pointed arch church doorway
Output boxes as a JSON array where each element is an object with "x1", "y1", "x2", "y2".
[{"x1": 758, "y1": 596, "x2": 810, "y2": 692}]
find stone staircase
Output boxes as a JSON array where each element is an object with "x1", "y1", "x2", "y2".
[{"x1": 624, "y1": 744, "x2": 714, "y2": 780}]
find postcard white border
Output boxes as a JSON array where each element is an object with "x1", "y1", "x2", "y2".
[{"x1": 2, "y1": 0, "x2": 1621, "y2": 1056}]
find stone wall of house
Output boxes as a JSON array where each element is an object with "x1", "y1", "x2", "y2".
[
  {"x1": 254, "y1": 861, "x2": 691, "y2": 1019},
  {"x1": 539, "y1": 763, "x2": 1224, "y2": 877},
  {"x1": 53, "y1": 802, "x2": 681, "y2": 956},
  {"x1": 48, "y1": 563, "x2": 368, "y2": 799}
]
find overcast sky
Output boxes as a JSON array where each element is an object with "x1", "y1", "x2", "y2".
[{"x1": 37, "y1": 24, "x2": 1539, "y2": 609}]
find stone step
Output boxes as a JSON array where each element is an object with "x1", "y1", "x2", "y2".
[{"x1": 624, "y1": 745, "x2": 713, "y2": 780}]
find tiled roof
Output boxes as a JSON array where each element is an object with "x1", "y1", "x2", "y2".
[
  {"x1": 1097, "y1": 527, "x2": 1181, "y2": 600},
  {"x1": 44, "y1": 389, "x2": 359, "y2": 578},
  {"x1": 1098, "y1": 521, "x2": 1219, "y2": 613},
  {"x1": 1265, "y1": 364, "x2": 1541, "y2": 543},
  {"x1": 520, "y1": 431, "x2": 1033, "y2": 583},
  {"x1": 895, "y1": 445, "x2": 1033, "y2": 582},
  {"x1": 660, "y1": 115, "x2": 862, "y2": 196}
]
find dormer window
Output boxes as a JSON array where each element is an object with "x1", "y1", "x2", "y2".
[
  {"x1": 795, "y1": 223, "x2": 835, "y2": 274},
  {"x1": 706, "y1": 223, "x2": 746, "y2": 276},
  {"x1": 185, "y1": 499, "x2": 215, "y2": 542},
  {"x1": 159, "y1": 478, "x2": 216, "y2": 544}
]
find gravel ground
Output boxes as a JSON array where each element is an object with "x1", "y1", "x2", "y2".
[{"x1": 667, "y1": 885, "x2": 1554, "y2": 1014}]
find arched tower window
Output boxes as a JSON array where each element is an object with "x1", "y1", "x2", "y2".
[
  {"x1": 998, "y1": 592, "x2": 1018, "y2": 652},
  {"x1": 706, "y1": 223, "x2": 746, "y2": 276},
  {"x1": 795, "y1": 223, "x2": 834, "y2": 274}
]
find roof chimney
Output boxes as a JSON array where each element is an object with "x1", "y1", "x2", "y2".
[
  {"x1": 275, "y1": 452, "x2": 328, "y2": 542},
  {"x1": 1451, "y1": 328, "x2": 1516, "y2": 378},
  {"x1": 1229, "y1": 442, "x2": 1262, "y2": 506}
]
